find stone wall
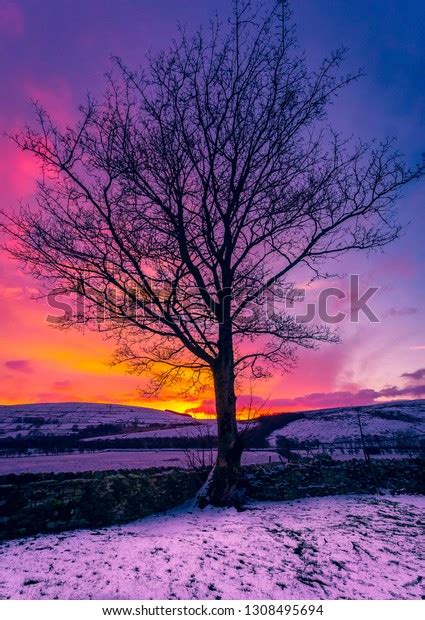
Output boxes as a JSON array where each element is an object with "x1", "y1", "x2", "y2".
[
  {"x1": 0, "y1": 467, "x2": 204, "y2": 540},
  {"x1": 0, "y1": 458, "x2": 423, "y2": 540},
  {"x1": 245, "y1": 457, "x2": 425, "y2": 500}
]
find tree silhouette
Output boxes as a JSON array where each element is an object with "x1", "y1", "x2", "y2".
[{"x1": 2, "y1": 1, "x2": 423, "y2": 505}]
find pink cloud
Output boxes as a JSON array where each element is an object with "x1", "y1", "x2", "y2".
[
  {"x1": 4, "y1": 359, "x2": 33, "y2": 374},
  {"x1": 384, "y1": 307, "x2": 418, "y2": 318},
  {"x1": 52, "y1": 380, "x2": 73, "y2": 390},
  {"x1": 188, "y1": 384, "x2": 425, "y2": 416},
  {"x1": 401, "y1": 367, "x2": 425, "y2": 381}
]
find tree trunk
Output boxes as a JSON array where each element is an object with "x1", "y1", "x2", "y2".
[{"x1": 197, "y1": 329, "x2": 243, "y2": 508}]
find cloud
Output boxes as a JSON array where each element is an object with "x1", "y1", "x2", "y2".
[
  {"x1": 401, "y1": 368, "x2": 425, "y2": 381},
  {"x1": 52, "y1": 380, "x2": 72, "y2": 390},
  {"x1": 187, "y1": 384, "x2": 425, "y2": 415},
  {"x1": 384, "y1": 307, "x2": 418, "y2": 318},
  {"x1": 218, "y1": 363, "x2": 425, "y2": 415},
  {"x1": 380, "y1": 384, "x2": 425, "y2": 399},
  {"x1": 4, "y1": 359, "x2": 33, "y2": 374},
  {"x1": 35, "y1": 392, "x2": 62, "y2": 402}
]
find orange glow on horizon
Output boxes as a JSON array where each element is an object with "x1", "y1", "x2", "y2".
[{"x1": 0, "y1": 0, "x2": 424, "y2": 420}]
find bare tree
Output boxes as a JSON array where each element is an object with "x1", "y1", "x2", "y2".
[{"x1": 2, "y1": 1, "x2": 423, "y2": 505}]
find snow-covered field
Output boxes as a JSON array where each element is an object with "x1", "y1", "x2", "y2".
[
  {"x1": 0, "y1": 495, "x2": 423, "y2": 600},
  {"x1": 268, "y1": 401, "x2": 425, "y2": 446},
  {"x1": 0, "y1": 449, "x2": 282, "y2": 475},
  {"x1": 0, "y1": 402, "x2": 194, "y2": 438},
  {"x1": 80, "y1": 421, "x2": 253, "y2": 442},
  {"x1": 2, "y1": 400, "x2": 423, "y2": 449},
  {"x1": 80, "y1": 425, "x2": 214, "y2": 442},
  {"x1": 0, "y1": 402, "x2": 254, "y2": 441}
]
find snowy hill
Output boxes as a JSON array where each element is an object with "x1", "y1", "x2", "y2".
[
  {"x1": 0, "y1": 402, "x2": 195, "y2": 439},
  {"x1": 267, "y1": 400, "x2": 425, "y2": 447},
  {"x1": 1, "y1": 399, "x2": 424, "y2": 447}
]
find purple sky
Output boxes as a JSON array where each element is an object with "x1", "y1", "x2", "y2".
[{"x1": 0, "y1": 0, "x2": 424, "y2": 413}]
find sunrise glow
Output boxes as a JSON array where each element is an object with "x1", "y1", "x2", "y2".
[{"x1": 0, "y1": 0, "x2": 424, "y2": 415}]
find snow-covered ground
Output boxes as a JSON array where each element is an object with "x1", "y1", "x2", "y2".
[
  {"x1": 0, "y1": 449, "x2": 282, "y2": 475},
  {"x1": 0, "y1": 402, "x2": 254, "y2": 441},
  {"x1": 268, "y1": 401, "x2": 425, "y2": 447},
  {"x1": 80, "y1": 421, "x2": 254, "y2": 442},
  {"x1": 0, "y1": 495, "x2": 423, "y2": 600},
  {"x1": 2, "y1": 400, "x2": 423, "y2": 449},
  {"x1": 80, "y1": 425, "x2": 215, "y2": 442},
  {"x1": 0, "y1": 402, "x2": 194, "y2": 438}
]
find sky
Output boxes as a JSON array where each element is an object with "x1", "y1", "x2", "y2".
[{"x1": 0, "y1": 0, "x2": 424, "y2": 416}]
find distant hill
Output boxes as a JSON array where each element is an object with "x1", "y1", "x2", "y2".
[
  {"x1": 1, "y1": 399, "x2": 424, "y2": 450},
  {"x1": 0, "y1": 402, "x2": 195, "y2": 439},
  {"x1": 263, "y1": 400, "x2": 425, "y2": 448}
]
